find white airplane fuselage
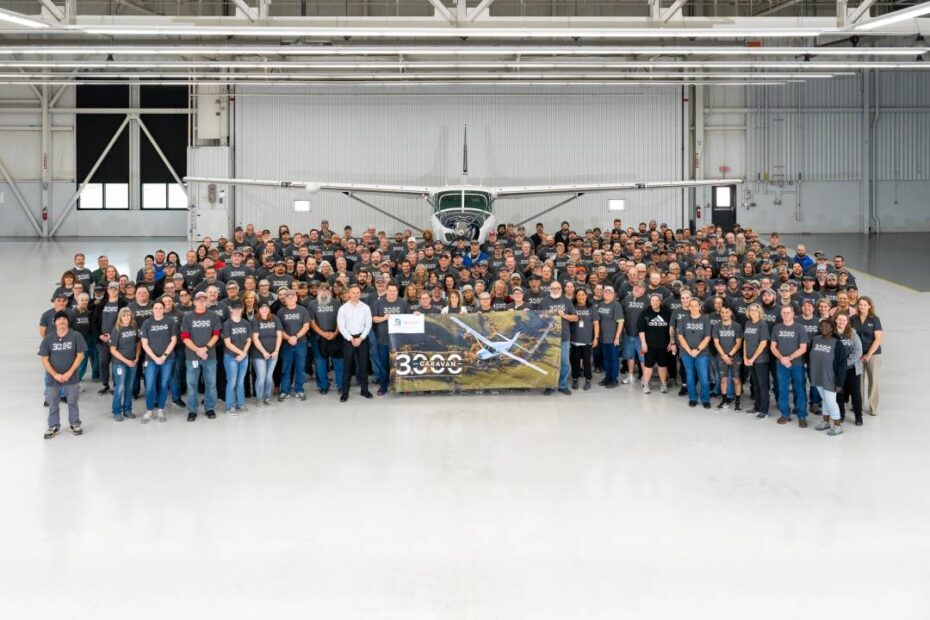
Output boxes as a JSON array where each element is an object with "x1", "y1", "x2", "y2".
[{"x1": 427, "y1": 186, "x2": 497, "y2": 245}]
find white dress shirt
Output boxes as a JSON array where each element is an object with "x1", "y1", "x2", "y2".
[{"x1": 337, "y1": 300, "x2": 372, "y2": 341}]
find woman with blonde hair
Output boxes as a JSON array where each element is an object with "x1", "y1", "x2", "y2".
[
  {"x1": 109, "y1": 307, "x2": 140, "y2": 421},
  {"x1": 852, "y1": 296, "x2": 883, "y2": 416},
  {"x1": 742, "y1": 302, "x2": 771, "y2": 418}
]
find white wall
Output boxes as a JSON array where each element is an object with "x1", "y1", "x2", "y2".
[
  {"x1": 703, "y1": 73, "x2": 930, "y2": 233},
  {"x1": 225, "y1": 85, "x2": 685, "y2": 235}
]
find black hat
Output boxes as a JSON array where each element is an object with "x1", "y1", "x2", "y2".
[
  {"x1": 54, "y1": 310, "x2": 71, "y2": 322},
  {"x1": 228, "y1": 299, "x2": 244, "y2": 310}
]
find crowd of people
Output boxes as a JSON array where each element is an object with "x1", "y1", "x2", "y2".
[{"x1": 38, "y1": 220, "x2": 884, "y2": 440}]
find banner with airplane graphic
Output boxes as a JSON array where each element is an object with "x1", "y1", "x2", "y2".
[{"x1": 388, "y1": 311, "x2": 562, "y2": 393}]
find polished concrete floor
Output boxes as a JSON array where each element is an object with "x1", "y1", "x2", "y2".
[
  {"x1": 783, "y1": 233, "x2": 930, "y2": 292},
  {"x1": 1, "y1": 237, "x2": 928, "y2": 619}
]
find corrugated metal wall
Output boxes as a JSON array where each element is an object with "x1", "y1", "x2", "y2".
[{"x1": 229, "y1": 85, "x2": 684, "y2": 234}]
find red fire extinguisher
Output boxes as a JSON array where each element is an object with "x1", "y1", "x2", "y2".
[{"x1": 42, "y1": 207, "x2": 48, "y2": 221}]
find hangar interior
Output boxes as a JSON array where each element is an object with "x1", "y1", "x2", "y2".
[{"x1": 0, "y1": 2, "x2": 929, "y2": 619}]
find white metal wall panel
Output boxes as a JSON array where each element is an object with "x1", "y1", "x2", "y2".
[
  {"x1": 229, "y1": 86, "x2": 683, "y2": 233},
  {"x1": 875, "y1": 113, "x2": 930, "y2": 181}
]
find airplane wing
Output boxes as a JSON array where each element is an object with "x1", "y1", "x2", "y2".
[
  {"x1": 184, "y1": 176, "x2": 434, "y2": 196},
  {"x1": 493, "y1": 178, "x2": 741, "y2": 197},
  {"x1": 448, "y1": 316, "x2": 548, "y2": 376}
]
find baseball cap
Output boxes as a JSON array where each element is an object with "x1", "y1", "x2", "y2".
[
  {"x1": 512, "y1": 286, "x2": 524, "y2": 293},
  {"x1": 194, "y1": 291, "x2": 208, "y2": 300},
  {"x1": 52, "y1": 292, "x2": 68, "y2": 301},
  {"x1": 228, "y1": 299, "x2": 244, "y2": 310},
  {"x1": 779, "y1": 284, "x2": 791, "y2": 292},
  {"x1": 761, "y1": 288, "x2": 776, "y2": 296},
  {"x1": 107, "y1": 281, "x2": 120, "y2": 289},
  {"x1": 54, "y1": 310, "x2": 71, "y2": 321}
]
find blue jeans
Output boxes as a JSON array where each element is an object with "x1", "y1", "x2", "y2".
[
  {"x1": 77, "y1": 333, "x2": 98, "y2": 380},
  {"x1": 224, "y1": 354, "x2": 249, "y2": 409},
  {"x1": 185, "y1": 358, "x2": 217, "y2": 414},
  {"x1": 377, "y1": 343, "x2": 391, "y2": 390},
  {"x1": 252, "y1": 355, "x2": 278, "y2": 401},
  {"x1": 310, "y1": 335, "x2": 343, "y2": 391},
  {"x1": 111, "y1": 361, "x2": 136, "y2": 416},
  {"x1": 681, "y1": 352, "x2": 710, "y2": 404},
  {"x1": 559, "y1": 341, "x2": 571, "y2": 390},
  {"x1": 621, "y1": 334, "x2": 644, "y2": 362},
  {"x1": 279, "y1": 341, "x2": 307, "y2": 395},
  {"x1": 600, "y1": 342, "x2": 619, "y2": 382},
  {"x1": 143, "y1": 357, "x2": 175, "y2": 410},
  {"x1": 776, "y1": 363, "x2": 808, "y2": 419}
]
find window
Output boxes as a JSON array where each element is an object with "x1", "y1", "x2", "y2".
[
  {"x1": 142, "y1": 183, "x2": 188, "y2": 210},
  {"x1": 715, "y1": 186, "x2": 732, "y2": 208},
  {"x1": 435, "y1": 191, "x2": 490, "y2": 211},
  {"x1": 79, "y1": 183, "x2": 129, "y2": 210}
]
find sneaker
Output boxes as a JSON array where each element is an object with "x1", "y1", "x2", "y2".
[
  {"x1": 172, "y1": 398, "x2": 186, "y2": 408},
  {"x1": 777, "y1": 417, "x2": 790, "y2": 425},
  {"x1": 571, "y1": 378, "x2": 579, "y2": 390},
  {"x1": 815, "y1": 420, "x2": 831, "y2": 431},
  {"x1": 755, "y1": 411, "x2": 768, "y2": 419},
  {"x1": 124, "y1": 412, "x2": 137, "y2": 420},
  {"x1": 226, "y1": 409, "x2": 237, "y2": 417},
  {"x1": 604, "y1": 381, "x2": 618, "y2": 389},
  {"x1": 236, "y1": 405, "x2": 248, "y2": 413},
  {"x1": 642, "y1": 385, "x2": 651, "y2": 394},
  {"x1": 97, "y1": 386, "x2": 110, "y2": 395},
  {"x1": 205, "y1": 410, "x2": 216, "y2": 419},
  {"x1": 688, "y1": 400, "x2": 697, "y2": 407},
  {"x1": 746, "y1": 407, "x2": 758, "y2": 414},
  {"x1": 583, "y1": 380, "x2": 591, "y2": 391},
  {"x1": 558, "y1": 388, "x2": 572, "y2": 396},
  {"x1": 263, "y1": 398, "x2": 271, "y2": 406},
  {"x1": 44, "y1": 426, "x2": 60, "y2": 440},
  {"x1": 716, "y1": 398, "x2": 730, "y2": 410},
  {"x1": 799, "y1": 419, "x2": 808, "y2": 429},
  {"x1": 660, "y1": 383, "x2": 669, "y2": 394},
  {"x1": 296, "y1": 392, "x2": 306, "y2": 401},
  {"x1": 702, "y1": 402, "x2": 711, "y2": 409},
  {"x1": 157, "y1": 409, "x2": 166, "y2": 423},
  {"x1": 621, "y1": 376, "x2": 633, "y2": 385},
  {"x1": 278, "y1": 393, "x2": 289, "y2": 402},
  {"x1": 112, "y1": 414, "x2": 124, "y2": 422},
  {"x1": 70, "y1": 424, "x2": 83, "y2": 436},
  {"x1": 142, "y1": 410, "x2": 154, "y2": 424},
  {"x1": 377, "y1": 387, "x2": 388, "y2": 396},
  {"x1": 597, "y1": 378, "x2": 608, "y2": 386},
  {"x1": 828, "y1": 425, "x2": 844, "y2": 436},
  {"x1": 187, "y1": 412, "x2": 197, "y2": 422},
  {"x1": 678, "y1": 386, "x2": 688, "y2": 397}
]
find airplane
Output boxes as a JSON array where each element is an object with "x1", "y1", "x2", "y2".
[
  {"x1": 184, "y1": 126, "x2": 740, "y2": 245},
  {"x1": 446, "y1": 315, "x2": 548, "y2": 376}
]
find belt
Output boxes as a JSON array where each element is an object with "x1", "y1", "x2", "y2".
[{"x1": 351, "y1": 333, "x2": 362, "y2": 338}]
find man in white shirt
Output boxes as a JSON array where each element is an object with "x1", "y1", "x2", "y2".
[{"x1": 336, "y1": 284, "x2": 373, "y2": 402}]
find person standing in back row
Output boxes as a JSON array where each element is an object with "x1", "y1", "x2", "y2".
[
  {"x1": 39, "y1": 311, "x2": 86, "y2": 439},
  {"x1": 337, "y1": 284, "x2": 373, "y2": 402}
]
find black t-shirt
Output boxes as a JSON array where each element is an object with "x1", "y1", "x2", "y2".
[
  {"x1": 851, "y1": 314, "x2": 883, "y2": 355},
  {"x1": 637, "y1": 306, "x2": 672, "y2": 349}
]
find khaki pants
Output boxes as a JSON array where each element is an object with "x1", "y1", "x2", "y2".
[{"x1": 862, "y1": 354, "x2": 881, "y2": 415}]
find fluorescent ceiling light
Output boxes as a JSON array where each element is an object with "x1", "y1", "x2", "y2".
[
  {"x1": 1, "y1": 45, "x2": 924, "y2": 57},
  {"x1": 0, "y1": 71, "x2": 837, "y2": 80},
  {"x1": 856, "y1": 2, "x2": 930, "y2": 31},
  {"x1": 0, "y1": 8, "x2": 49, "y2": 29},
  {"x1": 77, "y1": 26, "x2": 830, "y2": 38},
  {"x1": 0, "y1": 79, "x2": 793, "y2": 87}
]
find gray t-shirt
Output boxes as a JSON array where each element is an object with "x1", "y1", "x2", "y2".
[
  {"x1": 796, "y1": 316, "x2": 820, "y2": 344},
  {"x1": 372, "y1": 298, "x2": 411, "y2": 345},
  {"x1": 127, "y1": 301, "x2": 153, "y2": 327},
  {"x1": 277, "y1": 305, "x2": 311, "y2": 344},
  {"x1": 538, "y1": 295, "x2": 577, "y2": 342},
  {"x1": 809, "y1": 334, "x2": 841, "y2": 389},
  {"x1": 307, "y1": 298, "x2": 340, "y2": 332},
  {"x1": 140, "y1": 316, "x2": 177, "y2": 360},
  {"x1": 595, "y1": 300, "x2": 624, "y2": 343},
  {"x1": 713, "y1": 321, "x2": 743, "y2": 356},
  {"x1": 38, "y1": 329, "x2": 87, "y2": 385},
  {"x1": 678, "y1": 314, "x2": 712, "y2": 355},
  {"x1": 772, "y1": 322, "x2": 806, "y2": 365},
  {"x1": 742, "y1": 320, "x2": 770, "y2": 364},
  {"x1": 110, "y1": 325, "x2": 140, "y2": 362},
  {"x1": 250, "y1": 315, "x2": 282, "y2": 358},
  {"x1": 98, "y1": 299, "x2": 122, "y2": 335},
  {"x1": 222, "y1": 318, "x2": 253, "y2": 353},
  {"x1": 621, "y1": 294, "x2": 648, "y2": 336},
  {"x1": 180, "y1": 310, "x2": 223, "y2": 361},
  {"x1": 570, "y1": 304, "x2": 596, "y2": 345},
  {"x1": 39, "y1": 307, "x2": 74, "y2": 332}
]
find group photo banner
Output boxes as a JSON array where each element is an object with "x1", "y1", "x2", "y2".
[{"x1": 388, "y1": 311, "x2": 562, "y2": 393}]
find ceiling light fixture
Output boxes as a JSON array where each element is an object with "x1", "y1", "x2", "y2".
[
  {"x1": 0, "y1": 8, "x2": 49, "y2": 29},
  {"x1": 856, "y1": 2, "x2": 930, "y2": 31}
]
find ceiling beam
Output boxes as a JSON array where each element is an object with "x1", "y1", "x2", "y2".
[
  {"x1": 37, "y1": 0, "x2": 65, "y2": 23},
  {"x1": 849, "y1": 0, "x2": 878, "y2": 23},
  {"x1": 467, "y1": 0, "x2": 496, "y2": 22},
  {"x1": 755, "y1": 0, "x2": 803, "y2": 16},
  {"x1": 231, "y1": 0, "x2": 259, "y2": 22}
]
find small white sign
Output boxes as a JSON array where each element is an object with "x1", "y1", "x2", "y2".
[{"x1": 388, "y1": 313, "x2": 425, "y2": 335}]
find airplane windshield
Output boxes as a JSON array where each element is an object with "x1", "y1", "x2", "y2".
[{"x1": 436, "y1": 191, "x2": 490, "y2": 211}]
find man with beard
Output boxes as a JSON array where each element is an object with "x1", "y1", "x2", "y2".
[
  {"x1": 538, "y1": 281, "x2": 578, "y2": 396},
  {"x1": 308, "y1": 283, "x2": 343, "y2": 395}
]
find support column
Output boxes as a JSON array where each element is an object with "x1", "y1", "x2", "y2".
[
  {"x1": 860, "y1": 70, "x2": 871, "y2": 235},
  {"x1": 41, "y1": 85, "x2": 51, "y2": 237},
  {"x1": 130, "y1": 85, "x2": 140, "y2": 210}
]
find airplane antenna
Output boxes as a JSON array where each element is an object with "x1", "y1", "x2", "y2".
[{"x1": 462, "y1": 124, "x2": 468, "y2": 180}]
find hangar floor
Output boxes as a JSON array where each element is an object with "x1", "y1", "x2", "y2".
[{"x1": 1, "y1": 237, "x2": 927, "y2": 620}]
